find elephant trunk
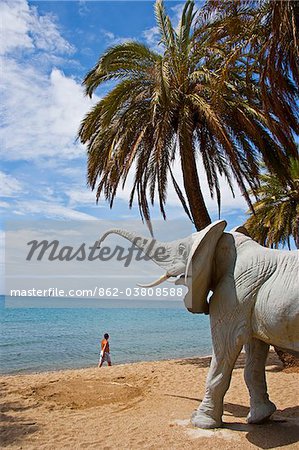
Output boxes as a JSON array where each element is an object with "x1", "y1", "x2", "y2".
[
  {"x1": 98, "y1": 228, "x2": 166, "y2": 260},
  {"x1": 98, "y1": 229, "x2": 144, "y2": 248},
  {"x1": 98, "y1": 228, "x2": 173, "y2": 287}
]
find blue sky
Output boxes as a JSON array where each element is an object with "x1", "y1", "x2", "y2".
[{"x1": 0, "y1": 0, "x2": 250, "y2": 292}]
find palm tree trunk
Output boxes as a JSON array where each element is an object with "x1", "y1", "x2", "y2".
[{"x1": 179, "y1": 135, "x2": 211, "y2": 231}]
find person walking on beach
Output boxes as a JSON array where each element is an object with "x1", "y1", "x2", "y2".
[{"x1": 98, "y1": 333, "x2": 112, "y2": 367}]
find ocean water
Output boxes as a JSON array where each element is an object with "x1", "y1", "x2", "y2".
[{"x1": 0, "y1": 296, "x2": 212, "y2": 374}]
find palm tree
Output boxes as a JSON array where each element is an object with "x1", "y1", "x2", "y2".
[
  {"x1": 256, "y1": 0, "x2": 298, "y2": 130},
  {"x1": 79, "y1": 0, "x2": 289, "y2": 232},
  {"x1": 245, "y1": 158, "x2": 299, "y2": 249},
  {"x1": 200, "y1": 1, "x2": 299, "y2": 163}
]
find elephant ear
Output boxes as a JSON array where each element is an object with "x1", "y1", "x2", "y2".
[{"x1": 184, "y1": 220, "x2": 227, "y2": 314}]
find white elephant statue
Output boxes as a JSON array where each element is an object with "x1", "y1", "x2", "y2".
[{"x1": 98, "y1": 220, "x2": 299, "y2": 429}]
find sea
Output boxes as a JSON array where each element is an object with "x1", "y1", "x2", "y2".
[{"x1": 0, "y1": 296, "x2": 212, "y2": 374}]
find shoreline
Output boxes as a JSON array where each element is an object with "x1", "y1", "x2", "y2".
[
  {"x1": 1, "y1": 347, "x2": 284, "y2": 378},
  {"x1": 2, "y1": 351, "x2": 299, "y2": 449},
  {"x1": 0, "y1": 352, "x2": 214, "y2": 377}
]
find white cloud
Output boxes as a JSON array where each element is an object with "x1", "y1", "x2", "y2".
[
  {"x1": 0, "y1": 0, "x2": 32, "y2": 54},
  {"x1": 0, "y1": 171, "x2": 23, "y2": 197},
  {"x1": 1, "y1": 60, "x2": 96, "y2": 160},
  {"x1": 78, "y1": 0, "x2": 90, "y2": 17},
  {"x1": 0, "y1": 0, "x2": 101, "y2": 222},
  {"x1": 0, "y1": 0, "x2": 74, "y2": 55},
  {"x1": 143, "y1": 26, "x2": 162, "y2": 52},
  {"x1": 14, "y1": 200, "x2": 97, "y2": 221},
  {"x1": 101, "y1": 29, "x2": 134, "y2": 46},
  {"x1": 66, "y1": 188, "x2": 99, "y2": 207},
  {"x1": 0, "y1": 0, "x2": 97, "y2": 162},
  {"x1": 55, "y1": 166, "x2": 84, "y2": 179}
]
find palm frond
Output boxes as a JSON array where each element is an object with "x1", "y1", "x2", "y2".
[
  {"x1": 78, "y1": 0, "x2": 298, "y2": 233},
  {"x1": 154, "y1": 0, "x2": 176, "y2": 50}
]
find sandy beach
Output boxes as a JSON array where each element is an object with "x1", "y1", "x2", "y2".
[{"x1": 1, "y1": 352, "x2": 298, "y2": 449}]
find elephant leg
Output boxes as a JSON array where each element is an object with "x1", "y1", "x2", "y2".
[
  {"x1": 192, "y1": 333, "x2": 243, "y2": 429},
  {"x1": 244, "y1": 338, "x2": 276, "y2": 424}
]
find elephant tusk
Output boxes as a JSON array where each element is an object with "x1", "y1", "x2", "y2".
[
  {"x1": 137, "y1": 273, "x2": 171, "y2": 288},
  {"x1": 167, "y1": 276, "x2": 184, "y2": 284}
]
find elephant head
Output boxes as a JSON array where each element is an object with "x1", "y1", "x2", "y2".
[{"x1": 98, "y1": 220, "x2": 227, "y2": 314}]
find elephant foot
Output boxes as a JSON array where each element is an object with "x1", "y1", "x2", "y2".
[
  {"x1": 247, "y1": 401, "x2": 276, "y2": 424},
  {"x1": 191, "y1": 410, "x2": 222, "y2": 429}
]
